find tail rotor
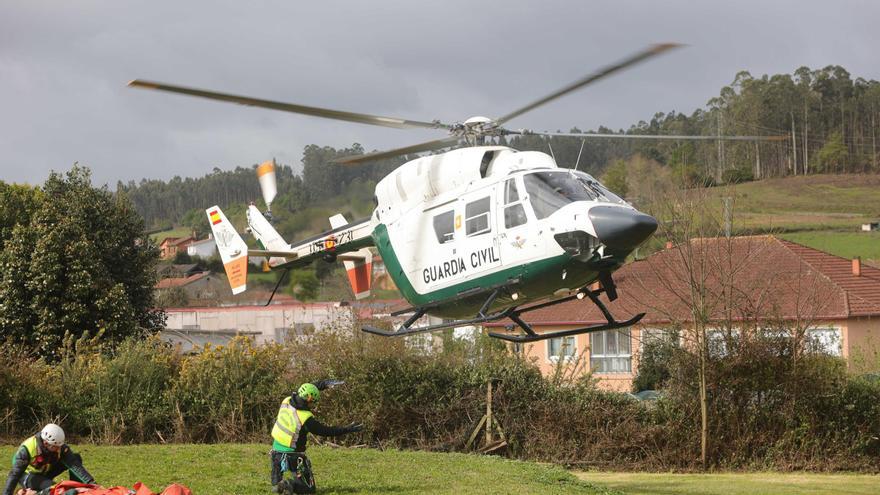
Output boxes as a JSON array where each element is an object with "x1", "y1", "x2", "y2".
[{"x1": 256, "y1": 159, "x2": 278, "y2": 220}]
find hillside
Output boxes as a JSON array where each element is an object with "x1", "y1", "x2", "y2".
[
  {"x1": 704, "y1": 174, "x2": 880, "y2": 263},
  {"x1": 710, "y1": 174, "x2": 880, "y2": 231}
]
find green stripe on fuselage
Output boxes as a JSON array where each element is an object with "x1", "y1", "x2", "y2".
[{"x1": 372, "y1": 223, "x2": 622, "y2": 319}]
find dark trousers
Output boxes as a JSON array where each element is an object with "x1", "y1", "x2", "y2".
[
  {"x1": 22, "y1": 453, "x2": 91, "y2": 492},
  {"x1": 269, "y1": 450, "x2": 315, "y2": 494}
]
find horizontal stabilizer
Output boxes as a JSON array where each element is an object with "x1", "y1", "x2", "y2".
[
  {"x1": 250, "y1": 249, "x2": 299, "y2": 260},
  {"x1": 206, "y1": 206, "x2": 248, "y2": 295}
]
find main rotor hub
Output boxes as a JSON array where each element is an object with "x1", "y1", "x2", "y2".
[{"x1": 452, "y1": 116, "x2": 502, "y2": 144}]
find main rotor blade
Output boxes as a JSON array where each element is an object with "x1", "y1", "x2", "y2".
[
  {"x1": 332, "y1": 136, "x2": 460, "y2": 165},
  {"x1": 128, "y1": 79, "x2": 451, "y2": 131},
  {"x1": 531, "y1": 131, "x2": 787, "y2": 141},
  {"x1": 495, "y1": 43, "x2": 681, "y2": 126}
]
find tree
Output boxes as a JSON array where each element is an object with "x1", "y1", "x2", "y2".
[
  {"x1": 601, "y1": 159, "x2": 629, "y2": 197},
  {"x1": 0, "y1": 182, "x2": 41, "y2": 248},
  {"x1": 0, "y1": 166, "x2": 164, "y2": 358},
  {"x1": 815, "y1": 132, "x2": 848, "y2": 172},
  {"x1": 288, "y1": 268, "x2": 319, "y2": 301}
]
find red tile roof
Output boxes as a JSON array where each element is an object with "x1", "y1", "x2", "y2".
[
  {"x1": 155, "y1": 271, "x2": 210, "y2": 289},
  {"x1": 500, "y1": 235, "x2": 880, "y2": 326}
]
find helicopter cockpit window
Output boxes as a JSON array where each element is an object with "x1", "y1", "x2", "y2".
[
  {"x1": 524, "y1": 171, "x2": 595, "y2": 220},
  {"x1": 504, "y1": 179, "x2": 519, "y2": 204},
  {"x1": 503, "y1": 179, "x2": 527, "y2": 229},
  {"x1": 572, "y1": 171, "x2": 627, "y2": 205},
  {"x1": 433, "y1": 210, "x2": 455, "y2": 244},
  {"x1": 465, "y1": 197, "x2": 491, "y2": 236}
]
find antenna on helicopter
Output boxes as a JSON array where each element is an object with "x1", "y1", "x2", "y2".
[
  {"x1": 547, "y1": 141, "x2": 557, "y2": 163},
  {"x1": 257, "y1": 159, "x2": 277, "y2": 222},
  {"x1": 574, "y1": 138, "x2": 586, "y2": 171}
]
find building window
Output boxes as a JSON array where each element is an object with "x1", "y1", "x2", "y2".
[
  {"x1": 433, "y1": 210, "x2": 455, "y2": 244},
  {"x1": 639, "y1": 327, "x2": 672, "y2": 350},
  {"x1": 465, "y1": 197, "x2": 491, "y2": 236},
  {"x1": 808, "y1": 327, "x2": 841, "y2": 356},
  {"x1": 548, "y1": 336, "x2": 576, "y2": 362},
  {"x1": 590, "y1": 328, "x2": 632, "y2": 373},
  {"x1": 706, "y1": 328, "x2": 740, "y2": 357}
]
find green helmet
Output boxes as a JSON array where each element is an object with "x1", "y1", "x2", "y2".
[{"x1": 297, "y1": 383, "x2": 320, "y2": 404}]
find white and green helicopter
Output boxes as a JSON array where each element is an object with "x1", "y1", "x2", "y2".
[{"x1": 130, "y1": 44, "x2": 779, "y2": 343}]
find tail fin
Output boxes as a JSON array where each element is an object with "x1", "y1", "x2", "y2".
[
  {"x1": 330, "y1": 214, "x2": 373, "y2": 300},
  {"x1": 206, "y1": 206, "x2": 248, "y2": 295},
  {"x1": 247, "y1": 204, "x2": 289, "y2": 268}
]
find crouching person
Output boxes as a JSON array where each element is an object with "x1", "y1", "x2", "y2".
[
  {"x1": 3, "y1": 424, "x2": 95, "y2": 495},
  {"x1": 270, "y1": 381, "x2": 362, "y2": 494}
]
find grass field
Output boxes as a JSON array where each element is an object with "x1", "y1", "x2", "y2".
[
  {"x1": 709, "y1": 174, "x2": 880, "y2": 218},
  {"x1": 4, "y1": 443, "x2": 878, "y2": 495},
  {"x1": 577, "y1": 471, "x2": 880, "y2": 495},
  {"x1": 0, "y1": 444, "x2": 614, "y2": 495},
  {"x1": 781, "y1": 231, "x2": 880, "y2": 262}
]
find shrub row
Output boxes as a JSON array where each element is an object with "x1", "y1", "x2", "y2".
[{"x1": 1, "y1": 329, "x2": 878, "y2": 471}]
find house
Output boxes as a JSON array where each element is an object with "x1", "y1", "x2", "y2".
[
  {"x1": 187, "y1": 236, "x2": 218, "y2": 259},
  {"x1": 487, "y1": 236, "x2": 880, "y2": 392},
  {"x1": 155, "y1": 263, "x2": 202, "y2": 279},
  {"x1": 155, "y1": 270, "x2": 224, "y2": 302},
  {"x1": 159, "y1": 235, "x2": 197, "y2": 259}
]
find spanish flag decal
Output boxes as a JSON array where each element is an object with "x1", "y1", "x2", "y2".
[{"x1": 209, "y1": 210, "x2": 221, "y2": 225}]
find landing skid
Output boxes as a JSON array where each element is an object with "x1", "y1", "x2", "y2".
[{"x1": 361, "y1": 280, "x2": 644, "y2": 343}]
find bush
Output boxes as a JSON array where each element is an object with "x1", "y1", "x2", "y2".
[
  {"x1": 53, "y1": 334, "x2": 179, "y2": 444},
  {"x1": 632, "y1": 333, "x2": 678, "y2": 392},
  {"x1": 722, "y1": 167, "x2": 755, "y2": 184},
  {"x1": 0, "y1": 325, "x2": 878, "y2": 471},
  {"x1": 170, "y1": 337, "x2": 289, "y2": 442}
]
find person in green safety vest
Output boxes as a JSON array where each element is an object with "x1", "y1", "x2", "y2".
[
  {"x1": 2, "y1": 424, "x2": 95, "y2": 495},
  {"x1": 270, "y1": 380, "x2": 362, "y2": 495}
]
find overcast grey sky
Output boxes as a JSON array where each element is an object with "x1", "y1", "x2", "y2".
[{"x1": 1, "y1": 0, "x2": 877, "y2": 186}]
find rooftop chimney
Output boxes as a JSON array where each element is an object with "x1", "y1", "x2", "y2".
[{"x1": 853, "y1": 257, "x2": 862, "y2": 277}]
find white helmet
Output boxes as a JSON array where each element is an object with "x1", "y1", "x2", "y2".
[{"x1": 40, "y1": 423, "x2": 65, "y2": 447}]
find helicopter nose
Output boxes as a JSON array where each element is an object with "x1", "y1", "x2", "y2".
[{"x1": 589, "y1": 206, "x2": 658, "y2": 251}]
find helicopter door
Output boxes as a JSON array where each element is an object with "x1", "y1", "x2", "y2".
[{"x1": 496, "y1": 177, "x2": 533, "y2": 266}]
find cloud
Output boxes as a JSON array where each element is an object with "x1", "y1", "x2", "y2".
[{"x1": 1, "y1": 0, "x2": 877, "y2": 185}]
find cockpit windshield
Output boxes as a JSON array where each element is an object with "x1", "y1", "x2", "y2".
[
  {"x1": 524, "y1": 170, "x2": 627, "y2": 220},
  {"x1": 572, "y1": 171, "x2": 627, "y2": 205}
]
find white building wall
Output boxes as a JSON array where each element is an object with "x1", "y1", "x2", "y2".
[
  {"x1": 187, "y1": 239, "x2": 218, "y2": 258},
  {"x1": 162, "y1": 303, "x2": 354, "y2": 351}
]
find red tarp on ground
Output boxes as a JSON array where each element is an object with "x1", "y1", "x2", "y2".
[{"x1": 49, "y1": 480, "x2": 192, "y2": 495}]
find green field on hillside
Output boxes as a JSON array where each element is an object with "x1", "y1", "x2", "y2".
[
  {"x1": 781, "y1": 231, "x2": 880, "y2": 262},
  {"x1": 0, "y1": 444, "x2": 612, "y2": 495},
  {"x1": 702, "y1": 174, "x2": 878, "y2": 232},
  {"x1": 578, "y1": 471, "x2": 880, "y2": 495},
  {"x1": 711, "y1": 174, "x2": 880, "y2": 218},
  {"x1": 695, "y1": 174, "x2": 880, "y2": 261}
]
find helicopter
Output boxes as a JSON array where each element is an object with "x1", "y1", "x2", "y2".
[{"x1": 130, "y1": 44, "x2": 781, "y2": 343}]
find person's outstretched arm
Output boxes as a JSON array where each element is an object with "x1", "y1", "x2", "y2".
[
  {"x1": 311, "y1": 379, "x2": 344, "y2": 391},
  {"x1": 303, "y1": 417, "x2": 362, "y2": 437}
]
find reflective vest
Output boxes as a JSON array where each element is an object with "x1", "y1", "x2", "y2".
[
  {"x1": 271, "y1": 397, "x2": 313, "y2": 449},
  {"x1": 18, "y1": 435, "x2": 54, "y2": 475}
]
